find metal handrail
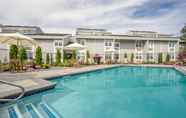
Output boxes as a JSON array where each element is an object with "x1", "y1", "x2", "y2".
[{"x1": 0, "y1": 80, "x2": 25, "y2": 102}]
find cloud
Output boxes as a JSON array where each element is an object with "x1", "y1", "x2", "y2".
[
  {"x1": 0, "y1": 0, "x2": 185, "y2": 35},
  {"x1": 131, "y1": 0, "x2": 183, "y2": 18}
]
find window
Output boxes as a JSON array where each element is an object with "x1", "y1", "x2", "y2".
[
  {"x1": 105, "y1": 41, "x2": 112, "y2": 47},
  {"x1": 136, "y1": 53, "x2": 142, "y2": 59},
  {"x1": 147, "y1": 53, "x2": 153, "y2": 60},
  {"x1": 114, "y1": 42, "x2": 120, "y2": 50},
  {"x1": 78, "y1": 40, "x2": 86, "y2": 45},
  {"x1": 54, "y1": 40, "x2": 63, "y2": 47},
  {"x1": 170, "y1": 53, "x2": 175, "y2": 60},
  {"x1": 148, "y1": 41, "x2": 154, "y2": 51},
  {"x1": 114, "y1": 43, "x2": 119, "y2": 48},
  {"x1": 59, "y1": 42, "x2": 62, "y2": 46},
  {"x1": 169, "y1": 42, "x2": 175, "y2": 48},
  {"x1": 105, "y1": 53, "x2": 112, "y2": 60},
  {"x1": 168, "y1": 42, "x2": 176, "y2": 54},
  {"x1": 55, "y1": 42, "x2": 58, "y2": 46},
  {"x1": 136, "y1": 41, "x2": 143, "y2": 48},
  {"x1": 114, "y1": 53, "x2": 119, "y2": 60}
]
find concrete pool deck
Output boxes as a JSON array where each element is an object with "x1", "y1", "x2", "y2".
[
  {"x1": 0, "y1": 64, "x2": 186, "y2": 100},
  {"x1": 0, "y1": 64, "x2": 120, "y2": 100}
]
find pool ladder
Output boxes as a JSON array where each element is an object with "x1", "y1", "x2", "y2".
[{"x1": 0, "y1": 80, "x2": 25, "y2": 102}]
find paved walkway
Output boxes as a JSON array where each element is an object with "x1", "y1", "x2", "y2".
[{"x1": 0, "y1": 64, "x2": 120, "y2": 100}]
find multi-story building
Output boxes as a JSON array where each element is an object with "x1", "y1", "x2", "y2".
[
  {"x1": 0, "y1": 25, "x2": 182, "y2": 64},
  {"x1": 0, "y1": 24, "x2": 72, "y2": 63},
  {"x1": 76, "y1": 28, "x2": 180, "y2": 63}
]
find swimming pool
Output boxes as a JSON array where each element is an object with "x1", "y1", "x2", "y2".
[{"x1": 1, "y1": 66, "x2": 186, "y2": 118}]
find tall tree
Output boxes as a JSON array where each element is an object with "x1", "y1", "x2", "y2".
[
  {"x1": 72, "y1": 50, "x2": 77, "y2": 60},
  {"x1": 181, "y1": 24, "x2": 186, "y2": 40},
  {"x1": 158, "y1": 53, "x2": 163, "y2": 64},
  {"x1": 131, "y1": 53, "x2": 134, "y2": 63},
  {"x1": 166, "y1": 53, "x2": 170, "y2": 62},
  {"x1": 46, "y1": 53, "x2": 50, "y2": 64},
  {"x1": 55, "y1": 49, "x2": 61, "y2": 65},
  {"x1": 18, "y1": 47, "x2": 27, "y2": 70},
  {"x1": 9, "y1": 45, "x2": 18, "y2": 71},
  {"x1": 35, "y1": 46, "x2": 42, "y2": 65},
  {"x1": 9, "y1": 45, "x2": 18, "y2": 59},
  {"x1": 86, "y1": 50, "x2": 90, "y2": 64}
]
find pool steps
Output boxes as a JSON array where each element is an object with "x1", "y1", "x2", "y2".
[
  {"x1": 25, "y1": 104, "x2": 43, "y2": 118},
  {"x1": 39, "y1": 103, "x2": 60, "y2": 118},
  {"x1": 8, "y1": 105, "x2": 23, "y2": 118},
  {"x1": 2, "y1": 102, "x2": 61, "y2": 118}
]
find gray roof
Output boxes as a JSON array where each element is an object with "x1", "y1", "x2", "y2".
[
  {"x1": 1, "y1": 24, "x2": 41, "y2": 29},
  {"x1": 26, "y1": 33, "x2": 70, "y2": 36},
  {"x1": 129, "y1": 30, "x2": 157, "y2": 33},
  {"x1": 77, "y1": 28, "x2": 106, "y2": 31}
]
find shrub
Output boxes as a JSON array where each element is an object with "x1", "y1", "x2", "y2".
[
  {"x1": 46, "y1": 53, "x2": 50, "y2": 64},
  {"x1": 55, "y1": 49, "x2": 61, "y2": 65},
  {"x1": 9, "y1": 45, "x2": 18, "y2": 59},
  {"x1": 131, "y1": 53, "x2": 134, "y2": 63},
  {"x1": 35, "y1": 47, "x2": 42, "y2": 65},
  {"x1": 158, "y1": 53, "x2": 163, "y2": 64},
  {"x1": 166, "y1": 53, "x2": 170, "y2": 62},
  {"x1": 42, "y1": 64, "x2": 49, "y2": 69}
]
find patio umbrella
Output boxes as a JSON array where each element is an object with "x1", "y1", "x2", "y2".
[
  {"x1": 64, "y1": 43, "x2": 86, "y2": 63},
  {"x1": 64, "y1": 42, "x2": 85, "y2": 50},
  {"x1": 0, "y1": 33, "x2": 37, "y2": 47}
]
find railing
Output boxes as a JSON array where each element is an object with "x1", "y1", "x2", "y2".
[{"x1": 0, "y1": 80, "x2": 25, "y2": 102}]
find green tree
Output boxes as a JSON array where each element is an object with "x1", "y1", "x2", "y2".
[
  {"x1": 63, "y1": 50, "x2": 68, "y2": 62},
  {"x1": 131, "y1": 53, "x2": 134, "y2": 63},
  {"x1": 158, "y1": 53, "x2": 163, "y2": 64},
  {"x1": 166, "y1": 53, "x2": 170, "y2": 62},
  {"x1": 46, "y1": 53, "x2": 50, "y2": 64},
  {"x1": 72, "y1": 50, "x2": 77, "y2": 60},
  {"x1": 9, "y1": 45, "x2": 18, "y2": 71},
  {"x1": 181, "y1": 24, "x2": 186, "y2": 40},
  {"x1": 55, "y1": 49, "x2": 61, "y2": 65},
  {"x1": 18, "y1": 47, "x2": 27, "y2": 70},
  {"x1": 9, "y1": 45, "x2": 18, "y2": 59},
  {"x1": 86, "y1": 50, "x2": 90, "y2": 64},
  {"x1": 35, "y1": 46, "x2": 42, "y2": 65}
]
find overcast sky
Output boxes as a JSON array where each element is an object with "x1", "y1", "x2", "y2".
[{"x1": 0, "y1": 0, "x2": 185, "y2": 35}]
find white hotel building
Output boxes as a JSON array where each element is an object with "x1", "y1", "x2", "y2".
[
  {"x1": 76, "y1": 28, "x2": 180, "y2": 63},
  {"x1": 0, "y1": 24, "x2": 180, "y2": 64}
]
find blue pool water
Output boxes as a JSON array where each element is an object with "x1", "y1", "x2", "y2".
[{"x1": 1, "y1": 66, "x2": 186, "y2": 118}]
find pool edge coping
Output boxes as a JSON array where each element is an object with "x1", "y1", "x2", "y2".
[{"x1": 40, "y1": 64, "x2": 186, "y2": 81}]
